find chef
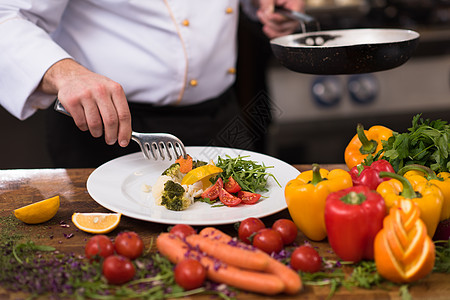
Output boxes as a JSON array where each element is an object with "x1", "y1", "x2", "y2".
[{"x1": 0, "y1": 0, "x2": 303, "y2": 167}]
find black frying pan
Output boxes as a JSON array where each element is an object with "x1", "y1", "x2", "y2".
[{"x1": 270, "y1": 9, "x2": 420, "y2": 75}]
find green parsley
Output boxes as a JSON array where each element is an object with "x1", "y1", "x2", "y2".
[
  {"x1": 434, "y1": 239, "x2": 450, "y2": 273},
  {"x1": 381, "y1": 114, "x2": 450, "y2": 173}
]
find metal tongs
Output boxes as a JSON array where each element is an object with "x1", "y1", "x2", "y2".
[{"x1": 54, "y1": 99, "x2": 187, "y2": 161}]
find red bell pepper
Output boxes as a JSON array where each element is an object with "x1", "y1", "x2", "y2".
[
  {"x1": 324, "y1": 185, "x2": 386, "y2": 262},
  {"x1": 349, "y1": 159, "x2": 395, "y2": 190}
]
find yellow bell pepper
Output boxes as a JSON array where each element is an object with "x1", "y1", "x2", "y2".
[
  {"x1": 398, "y1": 164, "x2": 450, "y2": 221},
  {"x1": 284, "y1": 164, "x2": 353, "y2": 241},
  {"x1": 377, "y1": 172, "x2": 443, "y2": 237},
  {"x1": 344, "y1": 123, "x2": 393, "y2": 170}
]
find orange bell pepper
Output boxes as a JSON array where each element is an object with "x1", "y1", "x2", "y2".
[
  {"x1": 284, "y1": 164, "x2": 353, "y2": 241},
  {"x1": 374, "y1": 199, "x2": 435, "y2": 283},
  {"x1": 344, "y1": 123, "x2": 393, "y2": 170}
]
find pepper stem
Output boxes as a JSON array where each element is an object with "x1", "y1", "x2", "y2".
[
  {"x1": 357, "y1": 123, "x2": 378, "y2": 155},
  {"x1": 311, "y1": 164, "x2": 323, "y2": 186},
  {"x1": 340, "y1": 191, "x2": 366, "y2": 205},
  {"x1": 397, "y1": 164, "x2": 439, "y2": 181},
  {"x1": 379, "y1": 171, "x2": 418, "y2": 199}
]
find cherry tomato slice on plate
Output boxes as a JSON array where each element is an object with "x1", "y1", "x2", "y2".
[
  {"x1": 238, "y1": 217, "x2": 265, "y2": 244},
  {"x1": 237, "y1": 190, "x2": 261, "y2": 205},
  {"x1": 201, "y1": 177, "x2": 223, "y2": 200},
  {"x1": 170, "y1": 224, "x2": 196, "y2": 239},
  {"x1": 219, "y1": 188, "x2": 242, "y2": 207},
  {"x1": 174, "y1": 258, "x2": 206, "y2": 290},
  {"x1": 224, "y1": 176, "x2": 241, "y2": 193},
  {"x1": 114, "y1": 231, "x2": 144, "y2": 260}
]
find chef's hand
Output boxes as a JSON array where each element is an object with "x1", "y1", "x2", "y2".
[
  {"x1": 257, "y1": 0, "x2": 305, "y2": 39},
  {"x1": 39, "y1": 58, "x2": 132, "y2": 147}
]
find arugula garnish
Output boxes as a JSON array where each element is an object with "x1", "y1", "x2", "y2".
[
  {"x1": 214, "y1": 155, "x2": 280, "y2": 193},
  {"x1": 382, "y1": 114, "x2": 450, "y2": 173}
]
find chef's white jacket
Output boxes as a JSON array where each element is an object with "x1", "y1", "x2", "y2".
[{"x1": 0, "y1": 1, "x2": 241, "y2": 120}]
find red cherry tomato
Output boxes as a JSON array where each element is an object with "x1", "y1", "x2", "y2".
[
  {"x1": 102, "y1": 255, "x2": 136, "y2": 284},
  {"x1": 114, "y1": 231, "x2": 144, "y2": 260},
  {"x1": 272, "y1": 219, "x2": 298, "y2": 245},
  {"x1": 174, "y1": 258, "x2": 206, "y2": 290},
  {"x1": 238, "y1": 217, "x2": 266, "y2": 244},
  {"x1": 219, "y1": 188, "x2": 242, "y2": 207},
  {"x1": 252, "y1": 228, "x2": 284, "y2": 254},
  {"x1": 169, "y1": 224, "x2": 196, "y2": 239},
  {"x1": 224, "y1": 176, "x2": 241, "y2": 193},
  {"x1": 201, "y1": 178, "x2": 223, "y2": 200},
  {"x1": 237, "y1": 190, "x2": 261, "y2": 205},
  {"x1": 85, "y1": 235, "x2": 114, "y2": 260},
  {"x1": 290, "y1": 245, "x2": 322, "y2": 273}
]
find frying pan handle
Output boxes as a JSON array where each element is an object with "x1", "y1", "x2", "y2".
[
  {"x1": 274, "y1": 7, "x2": 316, "y2": 24},
  {"x1": 274, "y1": 7, "x2": 318, "y2": 33}
]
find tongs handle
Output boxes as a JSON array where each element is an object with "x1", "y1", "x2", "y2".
[{"x1": 54, "y1": 98, "x2": 70, "y2": 116}]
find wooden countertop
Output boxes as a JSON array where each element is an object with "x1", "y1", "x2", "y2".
[{"x1": 0, "y1": 166, "x2": 449, "y2": 299}]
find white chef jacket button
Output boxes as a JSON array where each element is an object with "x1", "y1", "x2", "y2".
[
  {"x1": 227, "y1": 67, "x2": 236, "y2": 74},
  {"x1": 189, "y1": 79, "x2": 198, "y2": 86},
  {"x1": 182, "y1": 19, "x2": 190, "y2": 26},
  {"x1": 225, "y1": 7, "x2": 233, "y2": 14}
]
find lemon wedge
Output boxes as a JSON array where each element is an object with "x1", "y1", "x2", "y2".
[
  {"x1": 14, "y1": 195, "x2": 60, "y2": 224},
  {"x1": 181, "y1": 164, "x2": 223, "y2": 186},
  {"x1": 72, "y1": 212, "x2": 121, "y2": 234}
]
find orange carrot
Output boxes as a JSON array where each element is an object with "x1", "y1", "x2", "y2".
[
  {"x1": 156, "y1": 233, "x2": 285, "y2": 295},
  {"x1": 185, "y1": 234, "x2": 270, "y2": 271},
  {"x1": 198, "y1": 227, "x2": 303, "y2": 294},
  {"x1": 175, "y1": 154, "x2": 193, "y2": 173},
  {"x1": 266, "y1": 258, "x2": 303, "y2": 294},
  {"x1": 199, "y1": 227, "x2": 233, "y2": 243},
  {"x1": 156, "y1": 233, "x2": 191, "y2": 263},
  {"x1": 200, "y1": 253, "x2": 285, "y2": 296}
]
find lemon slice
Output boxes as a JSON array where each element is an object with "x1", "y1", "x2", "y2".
[
  {"x1": 72, "y1": 212, "x2": 121, "y2": 234},
  {"x1": 14, "y1": 195, "x2": 60, "y2": 224},
  {"x1": 181, "y1": 164, "x2": 223, "y2": 186}
]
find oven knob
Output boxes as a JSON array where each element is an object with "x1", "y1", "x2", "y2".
[
  {"x1": 347, "y1": 74, "x2": 379, "y2": 104},
  {"x1": 311, "y1": 76, "x2": 342, "y2": 107}
]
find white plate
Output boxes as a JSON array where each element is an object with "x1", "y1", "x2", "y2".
[{"x1": 87, "y1": 146, "x2": 300, "y2": 225}]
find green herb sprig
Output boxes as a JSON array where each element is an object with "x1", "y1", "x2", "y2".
[
  {"x1": 381, "y1": 114, "x2": 450, "y2": 173},
  {"x1": 434, "y1": 239, "x2": 450, "y2": 273},
  {"x1": 299, "y1": 260, "x2": 414, "y2": 300},
  {"x1": 215, "y1": 155, "x2": 280, "y2": 193}
]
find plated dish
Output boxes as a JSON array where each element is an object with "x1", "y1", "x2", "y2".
[{"x1": 87, "y1": 146, "x2": 300, "y2": 225}]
